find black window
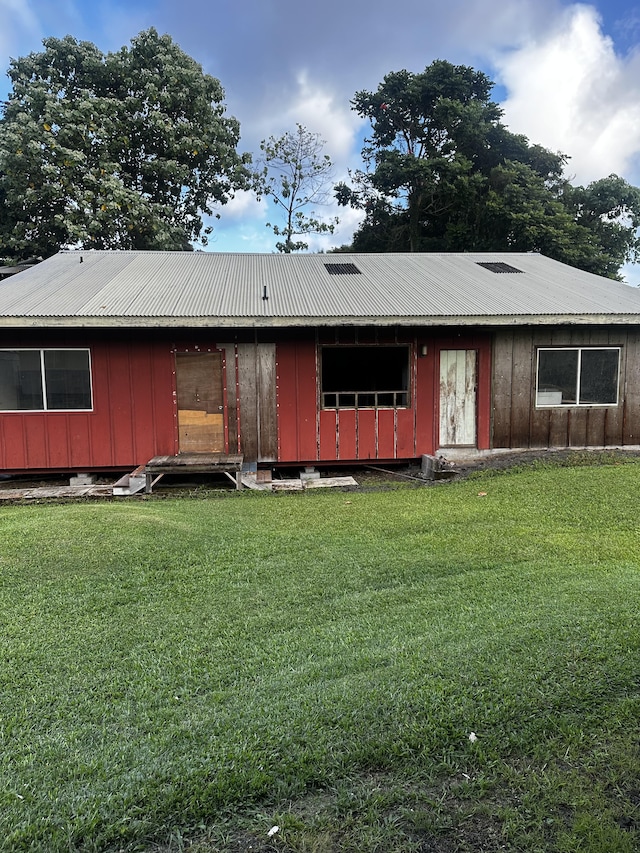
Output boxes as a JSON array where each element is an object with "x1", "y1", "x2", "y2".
[
  {"x1": 0, "y1": 349, "x2": 92, "y2": 411},
  {"x1": 321, "y1": 346, "x2": 410, "y2": 409},
  {"x1": 536, "y1": 348, "x2": 619, "y2": 407}
]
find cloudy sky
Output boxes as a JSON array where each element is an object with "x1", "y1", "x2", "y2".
[{"x1": 2, "y1": 0, "x2": 640, "y2": 282}]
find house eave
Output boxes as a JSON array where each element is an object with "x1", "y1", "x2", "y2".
[{"x1": 0, "y1": 313, "x2": 638, "y2": 329}]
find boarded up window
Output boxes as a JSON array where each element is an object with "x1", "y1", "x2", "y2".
[
  {"x1": 321, "y1": 346, "x2": 409, "y2": 408},
  {"x1": 0, "y1": 349, "x2": 92, "y2": 411},
  {"x1": 536, "y1": 347, "x2": 620, "y2": 407}
]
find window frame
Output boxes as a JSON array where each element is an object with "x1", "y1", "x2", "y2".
[
  {"x1": 0, "y1": 348, "x2": 94, "y2": 413},
  {"x1": 320, "y1": 344, "x2": 411, "y2": 410},
  {"x1": 535, "y1": 346, "x2": 621, "y2": 408}
]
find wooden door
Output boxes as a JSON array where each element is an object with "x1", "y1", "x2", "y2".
[
  {"x1": 439, "y1": 350, "x2": 477, "y2": 446},
  {"x1": 175, "y1": 352, "x2": 225, "y2": 453}
]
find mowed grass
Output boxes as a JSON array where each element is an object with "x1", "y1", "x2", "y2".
[{"x1": 1, "y1": 462, "x2": 640, "y2": 852}]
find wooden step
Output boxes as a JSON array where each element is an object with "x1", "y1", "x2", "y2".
[{"x1": 112, "y1": 464, "x2": 146, "y2": 496}]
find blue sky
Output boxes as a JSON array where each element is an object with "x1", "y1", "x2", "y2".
[{"x1": 2, "y1": 0, "x2": 640, "y2": 282}]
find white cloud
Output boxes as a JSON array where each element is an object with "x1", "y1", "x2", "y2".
[
  {"x1": 282, "y1": 73, "x2": 363, "y2": 165},
  {"x1": 219, "y1": 189, "x2": 267, "y2": 222},
  {"x1": 495, "y1": 5, "x2": 640, "y2": 185}
]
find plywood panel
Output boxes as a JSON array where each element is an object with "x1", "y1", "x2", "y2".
[
  {"x1": 176, "y1": 352, "x2": 224, "y2": 453},
  {"x1": 178, "y1": 410, "x2": 224, "y2": 453}
]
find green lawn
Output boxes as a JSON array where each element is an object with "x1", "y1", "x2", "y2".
[{"x1": 1, "y1": 461, "x2": 639, "y2": 852}]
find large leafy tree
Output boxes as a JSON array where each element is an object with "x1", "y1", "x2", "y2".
[
  {"x1": 253, "y1": 124, "x2": 337, "y2": 252},
  {"x1": 336, "y1": 61, "x2": 640, "y2": 278},
  {"x1": 0, "y1": 29, "x2": 249, "y2": 258}
]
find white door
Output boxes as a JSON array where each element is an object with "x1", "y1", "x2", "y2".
[{"x1": 439, "y1": 350, "x2": 477, "y2": 446}]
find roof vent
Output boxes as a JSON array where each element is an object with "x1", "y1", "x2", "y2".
[
  {"x1": 324, "y1": 262, "x2": 362, "y2": 275},
  {"x1": 476, "y1": 261, "x2": 523, "y2": 274}
]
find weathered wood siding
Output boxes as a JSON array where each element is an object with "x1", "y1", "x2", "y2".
[
  {"x1": 439, "y1": 350, "x2": 477, "y2": 446},
  {"x1": 492, "y1": 327, "x2": 640, "y2": 448}
]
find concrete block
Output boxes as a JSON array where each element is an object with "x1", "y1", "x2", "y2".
[
  {"x1": 420, "y1": 455, "x2": 442, "y2": 480},
  {"x1": 70, "y1": 473, "x2": 95, "y2": 486},
  {"x1": 300, "y1": 467, "x2": 321, "y2": 481}
]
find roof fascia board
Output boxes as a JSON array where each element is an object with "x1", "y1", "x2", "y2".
[{"x1": 0, "y1": 314, "x2": 638, "y2": 329}]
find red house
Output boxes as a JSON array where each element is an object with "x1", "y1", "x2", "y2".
[{"x1": 1, "y1": 250, "x2": 640, "y2": 482}]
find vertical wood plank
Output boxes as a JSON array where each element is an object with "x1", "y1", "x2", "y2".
[
  {"x1": 377, "y1": 408, "x2": 396, "y2": 458},
  {"x1": 337, "y1": 409, "x2": 357, "y2": 460},
  {"x1": 492, "y1": 331, "x2": 514, "y2": 447},
  {"x1": 275, "y1": 340, "x2": 298, "y2": 462},
  {"x1": 530, "y1": 330, "x2": 553, "y2": 447},
  {"x1": 396, "y1": 407, "x2": 415, "y2": 457},
  {"x1": 319, "y1": 409, "x2": 338, "y2": 460},
  {"x1": 623, "y1": 329, "x2": 640, "y2": 444},
  {"x1": 415, "y1": 343, "x2": 435, "y2": 455},
  {"x1": 257, "y1": 343, "x2": 278, "y2": 462},
  {"x1": 356, "y1": 409, "x2": 377, "y2": 460},
  {"x1": 294, "y1": 340, "x2": 320, "y2": 461},
  {"x1": 218, "y1": 344, "x2": 239, "y2": 453},
  {"x1": 237, "y1": 343, "x2": 258, "y2": 463},
  {"x1": 509, "y1": 332, "x2": 534, "y2": 448},
  {"x1": 605, "y1": 331, "x2": 625, "y2": 445}
]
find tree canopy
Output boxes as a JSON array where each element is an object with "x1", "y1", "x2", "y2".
[
  {"x1": 335, "y1": 60, "x2": 640, "y2": 278},
  {"x1": 0, "y1": 29, "x2": 249, "y2": 259},
  {"x1": 253, "y1": 124, "x2": 337, "y2": 252}
]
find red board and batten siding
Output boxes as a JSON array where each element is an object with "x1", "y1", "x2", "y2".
[
  {"x1": 275, "y1": 333, "x2": 492, "y2": 464},
  {"x1": 0, "y1": 328, "x2": 492, "y2": 473},
  {"x1": 0, "y1": 333, "x2": 177, "y2": 472}
]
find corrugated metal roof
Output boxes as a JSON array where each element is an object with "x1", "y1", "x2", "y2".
[{"x1": 1, "y1": 250, "x2": 639, "y2": 327}]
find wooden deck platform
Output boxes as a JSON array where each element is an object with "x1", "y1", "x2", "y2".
[{"x1": 144, "y1": 453, "x2": 244, "y2": 493}]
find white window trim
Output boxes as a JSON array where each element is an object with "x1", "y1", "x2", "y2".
[
  {"x1": 0, "y1": 348, "x2": 94, "y2": 413},
  {"x1": 535, "y1": 346, "x2": 620, "y2": 408}
]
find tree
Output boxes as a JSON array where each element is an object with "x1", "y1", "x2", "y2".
[
  {"x1": 0, "y1": 29, "x2": 249, "y2": 259},
  {"x1": 336, "y1": 60, "x2": 640, "y2": 278},
  {"x1": 253, "y1": 124, "x2": 337, "y2": 252}
]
